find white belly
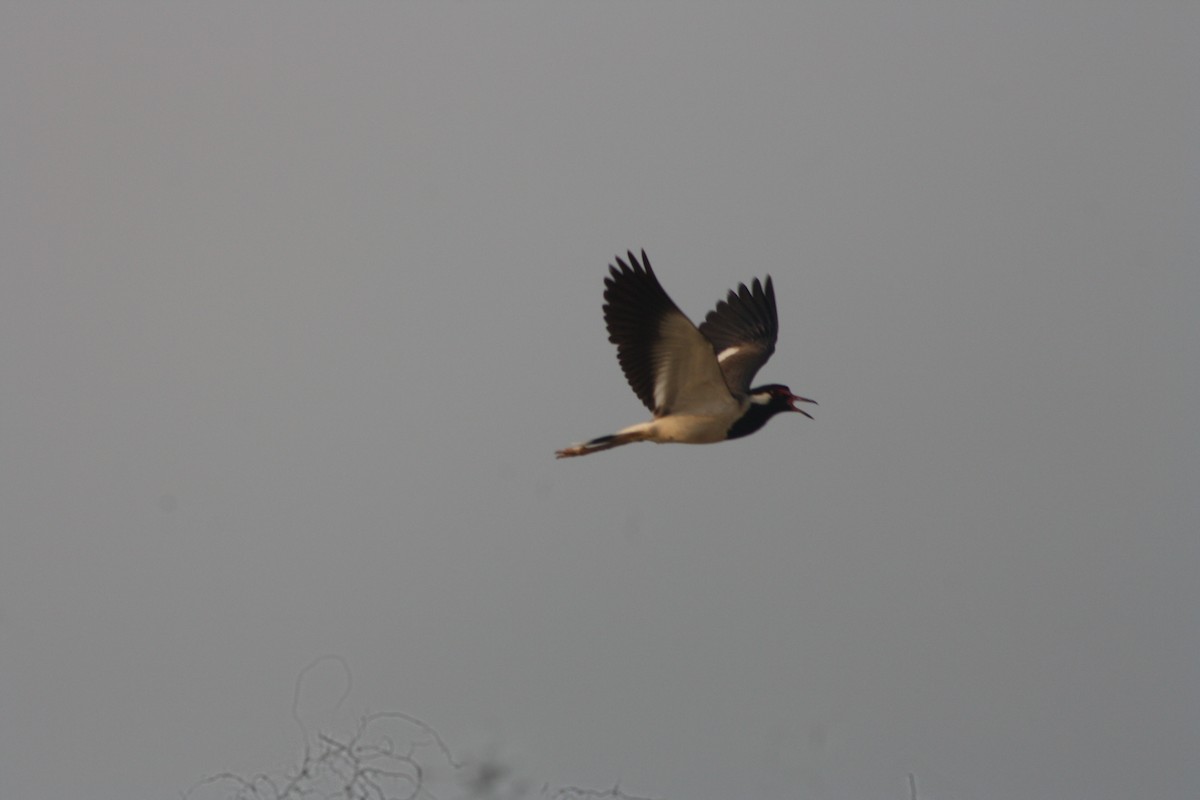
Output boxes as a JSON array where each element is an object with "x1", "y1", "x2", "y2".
[{"x1": 617, "y1": 412, "x2": 740, "y2": 445}]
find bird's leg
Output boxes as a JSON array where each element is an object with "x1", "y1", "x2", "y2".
[{"x1": 555, "y1": 430, "x2": 648, "y2": 458}]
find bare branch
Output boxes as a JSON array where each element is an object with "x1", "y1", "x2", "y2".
[
  {"x1": 187, "y1": 657, "x2": 669, "y2": 800},
  {"x1": 549, "y1": 784, "x2": 659, "y2": 800}
]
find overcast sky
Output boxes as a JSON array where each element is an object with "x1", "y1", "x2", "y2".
[{"x1": 2, "y1": 5, "x2": 1197, "y2": 800}]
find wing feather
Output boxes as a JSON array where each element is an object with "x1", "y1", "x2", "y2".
[
  {"x1": 604, "y1": 251, "x2": 736, "y2": 417},
  {"x1": 698, "y1": 276, "x2": 779, "y2": 396}
]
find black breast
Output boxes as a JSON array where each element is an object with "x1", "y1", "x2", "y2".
[{"x1": 725, "y1": 403, "x2": 776, "y2": 440}]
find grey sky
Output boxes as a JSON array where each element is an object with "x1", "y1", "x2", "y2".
[{"x1": 2, "y1": 4, "x2": 1197, "y2": 799}]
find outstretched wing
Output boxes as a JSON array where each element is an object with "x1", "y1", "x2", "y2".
[
  {"x1": 698, "y1": 275, "x2": 779, "y2": 396},
  {"x1": 603, "y1": 251, "x2": 736, "y2": 417}
]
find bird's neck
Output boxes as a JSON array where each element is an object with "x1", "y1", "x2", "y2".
[{"x1": 725, "y1": 401, "x2": 781, "y2": 440}]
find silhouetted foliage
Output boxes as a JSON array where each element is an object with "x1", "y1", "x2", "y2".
[{"x1": 184, "y1": 657, "x2": 656, "y2": 800}]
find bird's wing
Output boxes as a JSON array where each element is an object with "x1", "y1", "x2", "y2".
[
  {"x1": 698, "y1": 275, "x2": 779, "y2": 396},
  {"x1": 604, "y1": 251, "x2": 737, "y2": 417}
]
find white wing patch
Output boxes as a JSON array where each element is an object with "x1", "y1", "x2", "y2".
[
  {"x1": 716, "y1": 346, "x2": 741, "y2": 363},
  {"x1": 653, "y1": 368, "x2": 671, "y2": 413}
]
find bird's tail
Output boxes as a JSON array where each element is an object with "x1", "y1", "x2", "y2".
[{"x1": 555, "y1": 427, "x2": 650, "y2": 459}]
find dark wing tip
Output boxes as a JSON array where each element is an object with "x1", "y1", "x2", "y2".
[
  {"x1": 627, "y1": 249, "x2": 652, "y2": 275},
  {"x1": 608, "y1": 249, "x2": 652, "y2": 282},
  {"x1": 697, "y1": 271, "x2": 781, "y2": 394},
  {"x1": 601, "y1": 248, "x2": 676, "y2": 413}
]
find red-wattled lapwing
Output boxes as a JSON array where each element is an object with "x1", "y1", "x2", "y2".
[{"x1": 556, "y1": 250, "x2": 815, "y2": 458}]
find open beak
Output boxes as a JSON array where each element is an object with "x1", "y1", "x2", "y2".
[{"x1": 788, "y1": 393, "x2": 817, "y2": 419}]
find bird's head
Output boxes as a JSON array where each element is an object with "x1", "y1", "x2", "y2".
[{"x1": 750, "y1": 384, "x2": 817, "y2": 420}]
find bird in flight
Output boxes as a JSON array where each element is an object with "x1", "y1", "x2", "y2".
[{"x1": 556, "y1": 250, "x2": 815, "y2": 458}]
